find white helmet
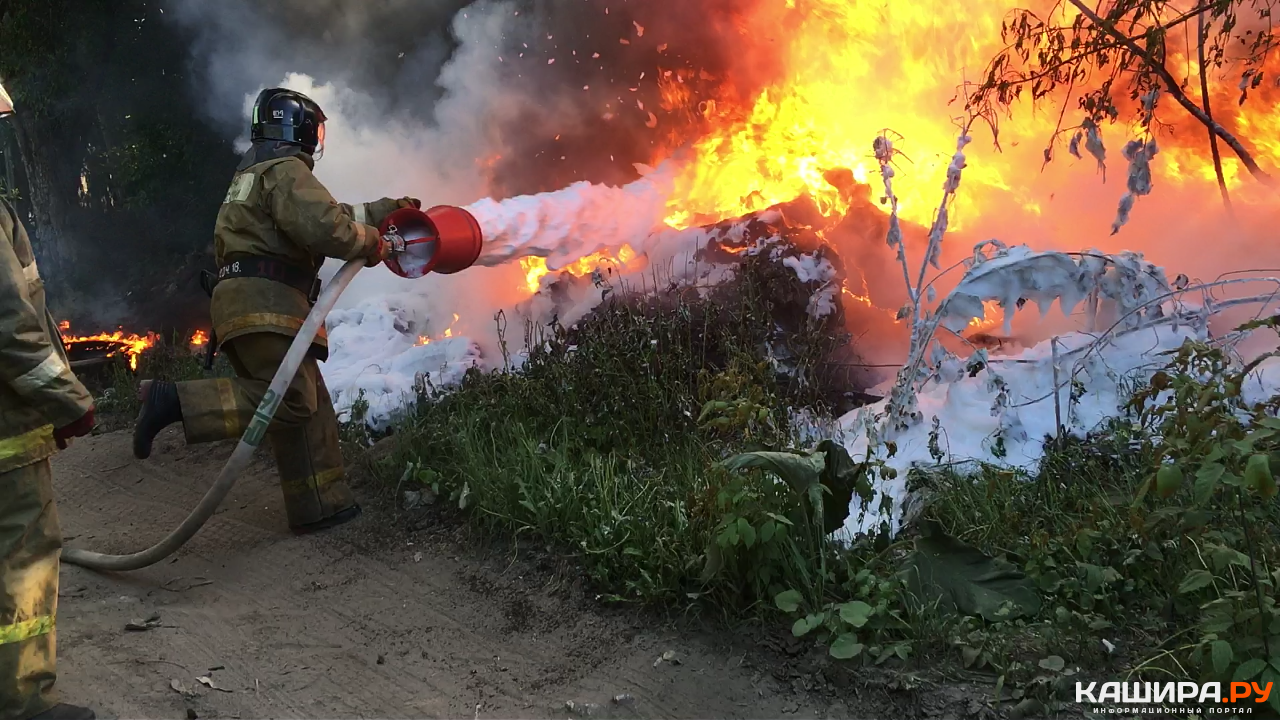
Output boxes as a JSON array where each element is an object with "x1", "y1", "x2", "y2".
[{"x1": 0, "y1": 82, "x2": 13, "y2": 118}]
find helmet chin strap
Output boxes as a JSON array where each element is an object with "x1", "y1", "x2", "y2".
[{"x1": 313, "y1": 143, "x2": 324, "y2": 162}]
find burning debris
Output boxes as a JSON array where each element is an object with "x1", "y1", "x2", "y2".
[
  {"x1": 59, "y1": 322, "x2": 211, "y2": 373},
  {"x1": 59, "y1": 323, "x2": 157, "y2": 371}
]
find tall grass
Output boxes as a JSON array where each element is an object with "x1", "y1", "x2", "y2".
[{"x1": 368, "y1": 257, "x2": 852, "y2": 611}]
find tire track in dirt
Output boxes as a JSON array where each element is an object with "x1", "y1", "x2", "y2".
[{"x1": 47, "y1": 429, "x2": 848, "y2": 719}]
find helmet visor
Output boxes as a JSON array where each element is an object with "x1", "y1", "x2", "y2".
[{"x1": 314, "y1": 122, "x2": 326, "y2": 160}]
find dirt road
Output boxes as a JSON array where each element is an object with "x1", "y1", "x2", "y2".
[{"x1": 48, "y1": 428, "x2": 861, "y2": 719}]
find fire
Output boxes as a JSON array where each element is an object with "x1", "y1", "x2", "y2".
[
  {"x1": 653, "y1": 0, "x2": 1279, "y2": 231},
  {"x1": 60, "y1": 323, "x2": 156, "y2": 371},
  {"x1": 519, "y1": 244, "x2": 640, "y2": 294},
  {"x1": 417, "y1": 313, "x2": 462, "y2": 346},
  {"x1": 967, "y1": 300, "x2": 1005, "y2": 333},
  {"x1": 189, "y1": 330, "x2": 209, "y2": 347}
]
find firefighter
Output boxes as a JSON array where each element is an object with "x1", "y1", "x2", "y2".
[
  {"x1": 0, "y1": 82, "x2": 98, "y2": 720},
  {"x1": 131, "y1": 87, "x2": 418, "y2": 534}
]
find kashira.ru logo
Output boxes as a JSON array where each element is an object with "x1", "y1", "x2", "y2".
[{"x1": 1076, "y1": 681, "x2": 1275, "y2": 715}]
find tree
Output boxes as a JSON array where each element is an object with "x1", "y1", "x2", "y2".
[
  {"x1": 967, "y1": 0, "x2": 1278, "y2": 211},
  {"x1": 0, "y1": 0, "x2": 236, "y2": 329}
]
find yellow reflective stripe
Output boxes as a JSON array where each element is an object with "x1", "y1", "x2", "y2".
[
  {"x1": 315, "y1": 466, "x2": 343, "y2": 489},
  {"x1": 0, "y1": 615, "x2": 53, "y2": 645},
  {"x1": 280, "y1": 466, "x2": 344, "y2": 495},
  {"x1": 21, "y1": 261, "x2": 40, "y2": 284},
  {"x1": 12, "y1": 351, "x2": 69, "y2": 395},
  {"x1": 0, "y1": 425, "x2": 55, "y2": 464},
  {"x1": 215, "y1": 313, "x2": 328, "y2": 342},
  {"x1": 215, "y1": 378, "x2": 242, "y2": 438}
]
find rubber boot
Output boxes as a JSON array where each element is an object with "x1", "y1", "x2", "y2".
[
  {"x1": 28, "y1": 704, "x2": 96, "y2": 720},
  {"x1": 133, "y1": 379, "x2": 183, "y2": 459},
  {"x1": 290, "y1": 503, "x2": 362, "y2": 535}
]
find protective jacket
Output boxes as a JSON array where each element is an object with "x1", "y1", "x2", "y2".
[
  {"x1": 210, "y1": 142, "x2": 411, "y2": 360},
  {"x1": 0, "y1": 198, "x2": 94, "y2": 474}
]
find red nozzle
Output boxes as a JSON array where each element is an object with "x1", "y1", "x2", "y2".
[{"x1": 378, "y1": 205, "x2": 483, "y2": 279}]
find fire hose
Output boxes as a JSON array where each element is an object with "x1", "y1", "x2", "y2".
[{"x1": 61, "y1": 205, "x2": 483, "y2": 572}]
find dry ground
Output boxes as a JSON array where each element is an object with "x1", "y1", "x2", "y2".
[{"x1": 49, "y1": 428, "x2": 961, "y2": 720}]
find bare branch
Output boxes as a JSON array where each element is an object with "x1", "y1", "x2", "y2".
[{"x1": 1067, "y1": 0, "x2": 1275, "y2": 185}]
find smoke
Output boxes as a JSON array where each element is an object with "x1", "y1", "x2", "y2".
[
  {"x1": 164, "y1": 0, "x2": 1280, "y2": 377},
  {"x1": 161, "y1": 0, "x2": 800, "y2": 361}
]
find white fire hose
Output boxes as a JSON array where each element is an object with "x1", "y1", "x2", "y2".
[{"x1": 62, "y1": 258, "x2": 365, "y2": 571}]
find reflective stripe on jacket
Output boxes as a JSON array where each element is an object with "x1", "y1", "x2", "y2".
[{"x1": 0, "y1": 198, "x2": 94, "y2": 473}]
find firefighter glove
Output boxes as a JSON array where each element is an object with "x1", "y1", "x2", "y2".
[
  {"x1": 398, "y1": 197, "x2": 422, "y2": 210},
  {"x1": 55, "y1": 407, "x2": 96, "y2": 449}
]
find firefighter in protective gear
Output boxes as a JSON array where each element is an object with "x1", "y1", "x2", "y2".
[
  {"x1": 131, "y1": 87, "x2": 418, "y2": 534},
  {"x1": 0, "y1": 81, "x2": 99, "y2": 720}
]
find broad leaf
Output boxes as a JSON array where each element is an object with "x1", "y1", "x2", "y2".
[
  {"x1": 1038, "y1": 655, "x2": 1065, "y2": 672},
  {"x1": 737, "y1": 517, "x2": 757, "y2": 548},
  {"x1": 1155, "y1": 464, "x2": 1183, "y2": 498},
  {"x1": 1234, "y1": 658, "x2": 1266, "y2": 682},
  {"x1": 1246, "y1": 453, "x2": 1277, "y2": 500},
  {"x1": 813, "y1": 439, "x2": 867, "y2": 533},
  {"x1": 792, "y1": 613, "x2": 824, "y2": 637},
  {"x1": 1210, "y1": 640, "x2": 1234, "y2": 676},
  {"x1": 898, "y1": 520, "x2": 1041, "y2": 622},
  {"x1": 1194, "y1": 463, "x2": 1225, "y2": 505},
  {"x1": 1178, "y1": 569, "x2": 1215, "y2": 594},
  {"x1": 838, "y1": 601, "x2": 873, "y2": 628},
  {"x1": 723, "y1": 441, "x2": 868, "y2": 534},
  {"x1": 722, "y1": 451, "x2": 824, "y2": 497},
  {"x1": 775, "y1": 589, "x2": 803, "y2": 613},
  {"x1": 829, "y1": 633, "x2": 864, "y2": 660}
]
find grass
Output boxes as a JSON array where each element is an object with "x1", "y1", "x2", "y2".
[
  {"x1": 102, "y1": 256, "x2": 1277, "y2": 713},
  {"x1": 358, "y1": 277, "x2": 1280, "y2": 714},
  {"x1": 90, "y1": 334, "x2": 234, "y2": 429},
  {"x1": 364, "y1": 251, "x2": 852, "y2": 610}
]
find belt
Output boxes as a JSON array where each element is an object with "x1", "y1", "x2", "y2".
[
  {"x1": 197, "y1": 255, "x2": 321, "y2": 370},
  {"x1": 214, "y1": 255, "x2": 321, "y2": 301}
]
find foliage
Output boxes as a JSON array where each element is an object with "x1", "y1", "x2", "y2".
[
  {"x1": 354, "y1": 246, "x2": 1280, "y2": 714},
  {"x1": 1126, "y1": 320, "x2": 1280, "y2": 712},
  {"x1": 371, "y1": 261, "x2": 850, "y2": 609},
  {"x1": 0, "y1": 0, "x2": 238, "y2": 330},
  {"x1": 968, "y1": 0, "x2": 1278, "y2": 185}
]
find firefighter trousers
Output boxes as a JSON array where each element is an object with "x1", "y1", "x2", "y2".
[
  {"x1": 0, "y1": 459, "x2": 61, "y2": 720},
  {"x1": 174, "y1": 332, "x2": 356, "y2": 529}
]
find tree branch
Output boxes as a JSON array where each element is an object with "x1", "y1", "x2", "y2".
[
  {"x1": 1198, "y1": 9, "x2": 1234, "y2": 215},
  {"x1": 1066, "y1": 0, "x2": 1274, "y2": 186}
]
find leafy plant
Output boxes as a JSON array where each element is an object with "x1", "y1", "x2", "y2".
[{"x1": 1127, "y1": 324, "x2": 1280, "y2": 710}]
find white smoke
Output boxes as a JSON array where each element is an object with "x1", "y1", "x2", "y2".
[{"x1": 167, "y1": 0, "x2": 685, "y2": 349}]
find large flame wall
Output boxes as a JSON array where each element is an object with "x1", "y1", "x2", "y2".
[{"x1": 652, "y1": 0, "x2": 1278, "y2": 258}]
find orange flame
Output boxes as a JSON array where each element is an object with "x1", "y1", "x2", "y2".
[
  {"x1": 967, "y1": 301, "x2": 1004, "y2": 333},
  {"x1": 505, "y1": 2, "x2": 1279, "y2": 316},
  {"x1": 518, "y1": 244, "x2": 641, "y2": 294},
  {"x1": 189, "y1": 330, "x2": 209, "y2": 347},
  {"x1": 61, "y1": 323, "x2": 156, "y2": 371},
  {"x1": 417, "y1": 313, "x2": 462, "y2": 346},
  {"x1": 651, "y1": 0, "x2": 1279, "y2": 233}
]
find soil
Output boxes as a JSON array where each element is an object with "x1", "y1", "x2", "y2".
[{"x1": 50, "y1": 427, "x2": 1003, "y2": 719}]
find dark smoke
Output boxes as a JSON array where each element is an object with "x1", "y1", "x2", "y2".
[{"x1": 166, "y1": 0, "x2": 783, "y2": 202}]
